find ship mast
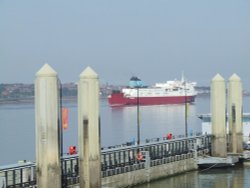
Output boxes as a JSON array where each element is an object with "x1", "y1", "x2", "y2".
[
  {"x1": 135, "y1": 78, "x2": 141, "y2": 146},
  {"x1": 137, "y1": 86, "x2": 140, "y2": 146},
  {"x1": 185, "y1": 81, "x2": 188, "y2": 137},
  {"x1": 183, "y1": 72, "x2": 188, "y2": 138},
  {"x1": 181, "y1": 71, "x2": 185, "y2": 83}
]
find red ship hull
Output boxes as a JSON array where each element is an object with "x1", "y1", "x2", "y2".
[{"x1": 108, "y1": 93, "x2": 196, "y2": 107}]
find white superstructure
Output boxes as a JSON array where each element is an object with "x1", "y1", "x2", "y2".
[{"x1": 122, "y1": 79, "x2": 197, "y2": 98}]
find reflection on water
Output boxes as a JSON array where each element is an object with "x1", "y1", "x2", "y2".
[
  {"x1": 102, "y1": 103, "x2": 200, "y2": 148},
  {"x1": 0, "y1": 98, "x2": 204, "y2": 165},
  {"x1": 134, "y1": 165, "x2": 250, "y2": 188},
  {"x1": 1, "y1": 96, "x2": 250, "y2": 187},
  {"x1": 1, "y1": 96, "x2": 250, "y2": 165},
  {"x1": 0, "y1": 103, "x2": 35, "y2": 166},
  {"x1": 102, "y1": 95, "x2": 213, "y2": 148}
]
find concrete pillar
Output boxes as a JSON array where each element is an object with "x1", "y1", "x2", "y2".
[
  {"x1": 78, "y1": 67, "x2": 101, "y2": 188},
  {"x1": 0, "y1": 176, "x2": 6, "y2": 188},
  {"x1": 211, "y1": 74, "x2": 227, "y2": 157},
  {"x1": 35, "y1": 64, "x2": 61, "y2": 188},
  {"x1": 228, "y1": 74, "x2": 243, "y2": 153}
]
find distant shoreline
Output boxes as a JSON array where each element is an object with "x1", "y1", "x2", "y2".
[
  {"x1": 4, "y1": 93, "x2": 250, "y2": 105},
  {"x1": 0, "y1": 97, "x2": 77, "y2": 105},
  {"x1": 0, "y1": 96, "x2": 109, "y2": 105},
  {"x1": 0, "y1": 98, "x2": 34, "y2": 105}
]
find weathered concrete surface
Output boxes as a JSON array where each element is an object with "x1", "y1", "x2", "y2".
[
  {"x1": 211, "y1": 74, "x2": 227, "y2": 157},
  {"x1": 102, "y1": 158, "x2": 197, "y2": 188},
  {"x1": 67, "y1": 155, "x2": 198, "y2": 188},
  {"x1": 228, "y1": 74, "x2": 243, "y2": 154},
  {"x1": 78, "y1": 67, "x2": 101, "y2": 188},
  {"x1": 35, "y1": 64, "x2": 61, "y2": 188}
]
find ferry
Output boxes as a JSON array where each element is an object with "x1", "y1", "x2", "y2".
[{"x1": 108, "y1": 76, "x2": 197, "y2": 106}]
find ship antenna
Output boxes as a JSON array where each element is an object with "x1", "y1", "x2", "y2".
[{"x1": 181, "y1": 71, "x2": 185, "y2": 83}]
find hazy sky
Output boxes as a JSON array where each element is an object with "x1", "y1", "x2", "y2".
[{"x1": 1, "y1": 0, "x2": 250, "y2": 87}]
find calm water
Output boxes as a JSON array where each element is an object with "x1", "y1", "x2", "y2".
[
  {"x1": 1, "y1": 95, "x2": 250, "y2": 187},
  {"x1": 0, "y1": 96, "x2": 210, "y2": 165},
  {"x1": 134, "y1": 165, "x2": 250, "y2": 188}
]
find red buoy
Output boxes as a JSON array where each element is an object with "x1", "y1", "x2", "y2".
[
  {"x1": 167, "y1": 133, "x2": 173, "y2": 140},
  {"x1": 69, "y1": 146, "x2": 77, "y2": 155},
  {"x1": 137, "y1": 152, "x2": 143, "y2": 161}
]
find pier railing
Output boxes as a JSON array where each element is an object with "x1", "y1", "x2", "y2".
[
  {"x1": 0, "y1": 162, "x2": 36, "y2": 188},
  {"x1": 0, "y1": 134, "x2": 211, "y2": 187}
]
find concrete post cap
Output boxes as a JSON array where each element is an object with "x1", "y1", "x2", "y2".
[
  {"x1": 80, "y1": 66, "x2": 98, "y2": 79},
  {"x1": 229, "y1": 73, "x2": 241, "y2": 82},
  {"x1": 211, "y1": 74, "x2": 225, "y2": 82},
  {"x1": 36, "y1": 63, "x2": 57, "y2": 77}
]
